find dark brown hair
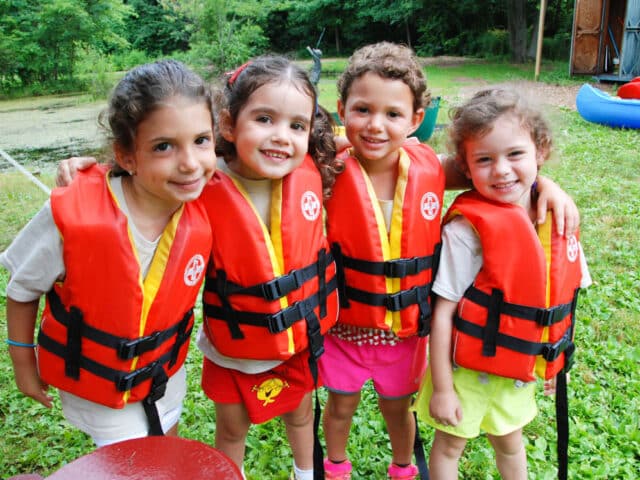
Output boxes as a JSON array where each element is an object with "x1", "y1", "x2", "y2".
[
  {"x1": 216, "y1": 55, "x2": 342, "y2": 198},
  {"x1": 337, "y1": 42, "x2": 430, "y2": 112},
  {"x1": 101, "y1": 59, "x2": 213, "y2": 173}
]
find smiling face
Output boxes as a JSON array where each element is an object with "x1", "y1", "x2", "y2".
[
  {"x1": 338, "y1": 72, "x2": 423, "y2": 170},
  {"x1": 117, "y1": 95, "x2": 216, "y2": 214},
  {"x1": 463, "y1": 113, "x2": 542, "y2": 210},
  {"x1": 221, "y1": 80, "x2": 313, "y2": 180}
]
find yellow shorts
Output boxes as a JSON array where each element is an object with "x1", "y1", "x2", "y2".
[{"x1": 413, "y1": 366, "x2": 537, "y2": 438}]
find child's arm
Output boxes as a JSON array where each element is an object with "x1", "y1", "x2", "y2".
[
  {"x1": 439, "y1": 155, "x2": 580, "y2": 236},
  {"x1": 7, "y1": 297, "x2": 53, "y2": 408},
  {"x1": 56, "y1": 156, "x2": 97, "y2": 187},
  {"x1": 535, "y1": 176, "x2": 580, "y2": 237},
  {"x1": 428, "y1": 296, "x2": 463, "y2": 427}
]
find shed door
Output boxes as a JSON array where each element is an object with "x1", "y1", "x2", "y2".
[{"x1": 571, "y1": 0, "x2": 605, "y2": 74}]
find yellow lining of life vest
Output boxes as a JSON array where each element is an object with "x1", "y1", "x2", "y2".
[
  {"x1": 226, "y1": 175, "x2": 294, "y2": 354},
  {"x1": 270, "y1": 179, "x2": 295, "y2": 354},
  {"x1": 535, "y1": 214, "x2": 553, "y2": 378},
  {"x1": 388, "y1": 149, "x2": 411, "y2": 332},
  {"x1": 105, "y1": 175, "x2": 184, "y2": 402},
  {"x1": 356, "y1": 150, "x2": 410, "y2": 332}
]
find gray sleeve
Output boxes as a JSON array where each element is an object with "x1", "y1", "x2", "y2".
[
  {"x1": 432, "y1": 216, "x2": 482, "y2": 302},
  {"x1": 0, "y1": 201, "x2": 65, "y2": 302}
]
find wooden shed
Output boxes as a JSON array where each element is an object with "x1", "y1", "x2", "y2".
[{"x1": 570, "y1": 0, "x2": 640, "y2": 81}]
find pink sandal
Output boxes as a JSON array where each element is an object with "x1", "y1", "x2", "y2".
[
  {"x1": 387, "y1": 463, "x2": 419, "y2": 480},
  {"x1": 324, "y1": 458, "x2": 352, "y2": 479}
]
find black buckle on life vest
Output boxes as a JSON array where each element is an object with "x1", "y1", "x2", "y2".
[
  {"x1": 117, "y1": 361, "x2": 159, "y2": 392},
  {"x1": 384, "y1": 257, "x2": 422, "y2": 278},
  {"x1": 268, "y1": 298, "x2": 314, "y2": 334},
  {"x1": 542, "y1": 333, "x2": 573, "y2": 362},
  {"x1": 262, "y1": 268, "x2": 304, "y2": 301},
  {"x1": 384, "y1": 290, "x2": 405, "y2": 311},
  {"x1": 536, "y1": 304, "x2": 569, "y2": 327},
  {"x1": 118, "y1": 331, "x2": 163, "y2": 360},
  {"x1": 144, "y1": 365, "x2": 169, "y2": 405}
]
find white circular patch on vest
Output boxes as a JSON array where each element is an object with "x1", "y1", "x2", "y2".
[
  {"x1": 301, "y1": 191, "x2": 321, "y2": 221},
  {"x1": 566, "y1": 235, "x2": 579, "y2": 263},
  {"x1": 184, "y1": 254, "x2": 206, "y2": 286},
  {"x1": 420, "y1": 192, "x2": 440, "y2": 220}
]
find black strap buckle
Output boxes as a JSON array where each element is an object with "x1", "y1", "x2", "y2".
[
  {"x1": 118, "y1": 331, "x2": 162, "y2": 360},
  {"x1": 262, "y1": 269, "x2": 304, "y2": 300},
  {"x1": 144, "y1": 366, "x2": 168, "y2": 405},
  {"x1": 268, "y1": 298, "x2": 313, "y2": 334},
  {"x1": 117, "y1": 361, "x2": 157, "y2": 392},
  {"x1": 536, "y1": 305, "x2": 567, "y2": 326},
  {"x1": 384, "y1": 258, "x2": 411, "y2": 278},
  {"x1": 542, "y1": 335, "x2": 572, "y2": 362},
  {"x1": 384, "y1": 291, "x2": 405, "y2": 311}
]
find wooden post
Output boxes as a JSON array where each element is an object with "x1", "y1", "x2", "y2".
[{"x1": 534, "y1": 0, "x2": 547, "y2": 81}]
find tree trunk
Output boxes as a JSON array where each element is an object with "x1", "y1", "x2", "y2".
[
  {"x1": 507, "y1": 0, "x2": 528, "y2": 62},
  {"x1": 405, "y1": 18, "x2": 412, "y2": 48},
  {"x1": 334, "y1": 26, "x2": 341, "y2": 55}
]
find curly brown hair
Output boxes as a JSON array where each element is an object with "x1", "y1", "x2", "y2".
[
  {"x1": 337, "y1": 42, "x2": 430, "y2": 112},
  {"x1": 448, "y1": 88, "x2": 553, "y2": 172}
]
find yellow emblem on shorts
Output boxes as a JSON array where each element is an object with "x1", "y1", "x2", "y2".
[{"x1": 252, "y1": 378, "x2": 290, "y2": 406}]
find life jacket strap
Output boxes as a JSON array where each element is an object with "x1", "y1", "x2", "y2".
[
  {"x1": 464, "y1": 286, "x2": 575, "y2": 327},
  {"x1": 344, "y1": 283, "x2": 432, "y2": 312},
  {"x1": 142, "y1": 364, "x2": 169, "y2": 436},
  {"x1": 331, "y1": 243, "x2": 350, "y2": 308},
  {"x1": 203, "y1": 276, "x2": 338, "y2": 334},
  {"x1": 205, "y1": 250, "x2": 334, "y2": 302},
  {"x1": 45, "y1": 290, "x2": 193, "y2": 363},
  {"x1": 37, "y1": 328, "x2": 181, "y2": 425},
  {"x1": 454, "y1": 316, "x2": 575, "y2": 363},
  {"x1": 338, "y1": 251, "x2": 438, "y2": 278}
]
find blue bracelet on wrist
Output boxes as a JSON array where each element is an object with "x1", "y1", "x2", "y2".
[{"x1": 5, "y1": 339, "x2": 37, "y2": 348}]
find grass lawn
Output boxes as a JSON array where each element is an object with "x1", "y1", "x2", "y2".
[{"x1": 1, "y1": 60, "x2": 639, "y2": 478}]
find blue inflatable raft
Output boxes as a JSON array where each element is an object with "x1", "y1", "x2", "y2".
[{"x1": 576, "y1": 83, "x2": 640, "y2": 129}]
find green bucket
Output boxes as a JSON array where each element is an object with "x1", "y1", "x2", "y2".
[{"x1": 410, "y1": 96, "x2": 440, "y2": 142}]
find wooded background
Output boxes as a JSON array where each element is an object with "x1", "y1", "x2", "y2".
[{"x1": 0, "y1": 0, "x2": 576, "y2": 94}]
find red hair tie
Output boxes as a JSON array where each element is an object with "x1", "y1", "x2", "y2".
[{"x1": 227, "y1": 61, "x2": 251, "y2": 86}]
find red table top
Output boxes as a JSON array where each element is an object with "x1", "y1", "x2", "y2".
[{"x1": 46, "y1": 436, "x2": 242, "y2": 479}]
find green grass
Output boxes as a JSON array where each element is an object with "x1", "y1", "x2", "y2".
[{"x1": 1, "y1": 61, "x2": 640, "y2": 478}]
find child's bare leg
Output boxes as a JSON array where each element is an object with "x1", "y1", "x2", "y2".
[
  {"x1": 429, "y1": 429, "x2": 467, "y2": 480},
  {"x1": 488, "y1": 429, "x2": 527, "y2": 480},
  {"x1": 323, "y1": 390, "x2": 361, "y2": 461},
  {"x1": 378, "y1": 395, "x2": 414, "y2": 465},
  {"x1": 214, "y1": 402, "x2": 251, "y2": 469},
  {"x1": 165, "y1": 422, "x2": 179, "y2": 436},
  {"x1": 281, "y1": 392, "x2": 314, "y2": 470}
]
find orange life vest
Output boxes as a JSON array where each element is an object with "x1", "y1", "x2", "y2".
[
  {"x1": 325, "y1": 143, "x2": 445, "y2": 337},
  {"x1": 38, "y1": 166, "x2": 211, "y2": 421},
  {"x1": 201, "y1": 155, "x2": 338, "y2": 361},
  {"x1": 448, "y1": 191, "x2": 582, "y2": 382}
]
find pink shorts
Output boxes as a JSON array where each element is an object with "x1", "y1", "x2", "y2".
[{"x1": 318, "y1": 333, "x2": 427, "y2": 398}]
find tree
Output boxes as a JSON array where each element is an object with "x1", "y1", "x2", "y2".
[
  {"x1": 0, "y1": 0, "x2": 130, "y2": 87},
  {"x1": 506, "y1": 0, "x2": 528, "y2": 62},
  {"x1": 182, "y1": 0, "x2": 270, "y2": 77},
  {"x1": 355, "y1": 0, "x2": 422, "y2": 47},
  {"x1": 123, "y1": 0, "x2": 190, "y2": 55}
]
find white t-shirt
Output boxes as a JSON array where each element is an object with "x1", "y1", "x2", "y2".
[
  {"x1": 0, "y1": 175, "x2": 186, "y2": 446},
  {"x1": 433, "y1": 215, "x2": 592, "y2": 303},
  {"x1": 196, "y1": 161, "x2": 283, "y2": 374}
]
